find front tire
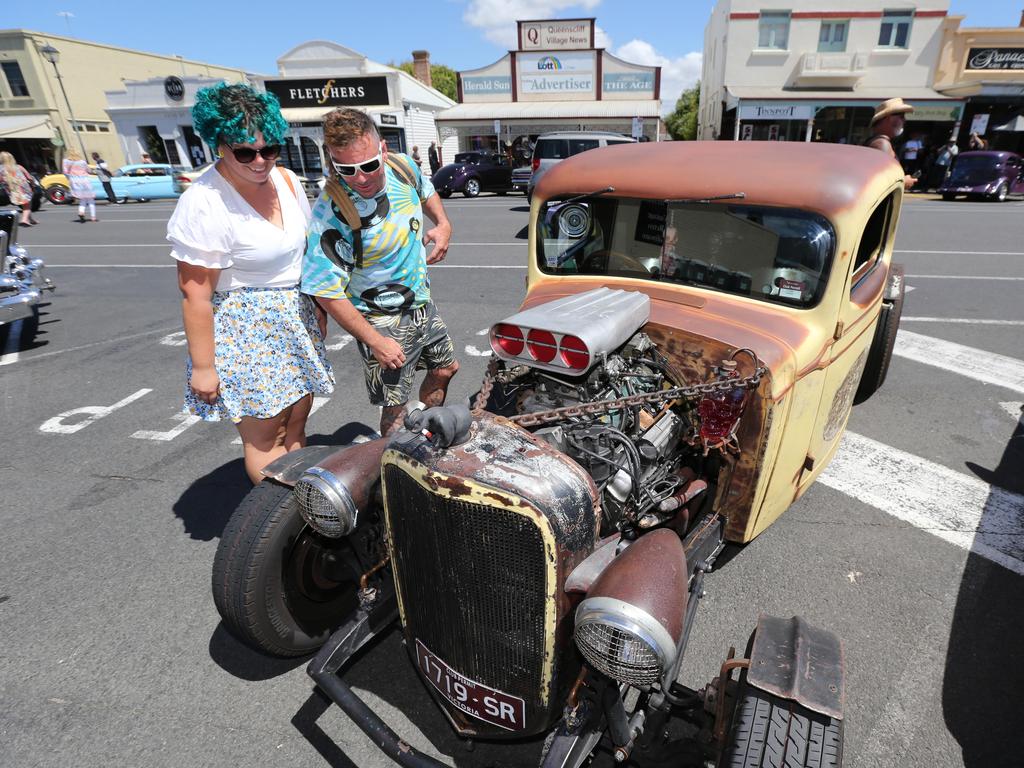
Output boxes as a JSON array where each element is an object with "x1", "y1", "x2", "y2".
[
  {"x1": 719, "y1": 674, "x2": 843, "y2": 767},
  {"x1": 212, "y1": 481, "x2": 361, "y2": 657},
  {"x1": 463, "y1": 178, "x2": 481, "y2": 197},
  {"x1": 941, "y1": 193, "x2": 956, "y2": 201},
  {"x1": 994, "y1": 182, "x2": 1008, "y2": 202},
  {"x1": 46, "y1": 184, "x2": 70, "y2": 205}
]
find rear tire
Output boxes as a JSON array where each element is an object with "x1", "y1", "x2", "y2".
[
  {"x1": 719, "y1": 674, "x2": 843, "y2": 768},
  {"x1": 212, "y1": 481, "x2": 361, "y2": 657},
  {"x1": 46, "y1": 184, "x2": 71, "y2": 205},
  {"x1": 463, "y1": 178, "x2": 481, "y2": 197},
  {"x1": 941, "y1": 193, "x2": 956, "y2": 201}
]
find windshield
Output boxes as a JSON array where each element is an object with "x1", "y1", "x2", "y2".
[
  {"x1": 454, "y1": 153, "x2": 481, "y2": 164},
  {"x1": 951, "y1": 155, "x2": 1000, "y2": 176},
  {"x1": 536, "y1": 198, "x2": 836, "y2": 308}
]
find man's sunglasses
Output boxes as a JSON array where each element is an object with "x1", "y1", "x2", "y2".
[
  {"x1": 230, "y1": 144, "x2": 282, "y2": 164},
  {"x1": 330, "y1": 148, "x2": 383, "y2": 177}
]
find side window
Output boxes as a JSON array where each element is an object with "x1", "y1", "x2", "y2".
[
  {"x1": 758, "y1": 11, "x2": 791, "y2": 50},
  {"x1": 606, "y1": 140, "x2": 633, "y2": 146},
  {"x1": 818, "y1": 20, "x2": 848, "y2": 52},
  {"x1": 878, "y1": 10, "x2": 912, "y2": 48},
  {"x1": 1, "y1": 62, "x2": 30, "y2": 97},
  {"x1": 853, "y1": 192, "x2": 895, "y2": 277},
  {"x1": 568, "y1": 139, "x2": 600, "y2": 155}
]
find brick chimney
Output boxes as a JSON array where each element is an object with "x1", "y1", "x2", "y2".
[{"x1": 411, "y1": 50, "x2": 432, "y2": 88}]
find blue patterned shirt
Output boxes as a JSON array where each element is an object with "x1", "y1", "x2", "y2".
[{"x1": 301, "y1": 154, "x2": 435, "y2": 314}]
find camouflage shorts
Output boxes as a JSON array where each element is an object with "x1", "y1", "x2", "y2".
[{"x1": 356, "y1": 301, "x2": 456, "y2": 407}]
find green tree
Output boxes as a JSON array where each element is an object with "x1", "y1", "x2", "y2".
[
  {"x1": 666, "y1": 82, "x2": 700, "y2": 141},
  {"x1": 395, "y1": 61, "x2": 458, "y2": 101}
]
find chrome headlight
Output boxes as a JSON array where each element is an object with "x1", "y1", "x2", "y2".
[
  {"x1": 574, "y1": 596, "x2": 677, "y2": 686},
  {"x1": 293, "y1": 466, "x2": 357, "y2": 538}
]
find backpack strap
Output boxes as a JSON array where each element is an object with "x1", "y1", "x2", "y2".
[
  {"x1": 277, "y1": 167, "x2": 298, "y2": 200},
  {"x1": 323, "y1": 177, "x2": 365, "y2": 269},
  {"x1": 385, "y1": 154, "x2": 418, "y2": 189}
]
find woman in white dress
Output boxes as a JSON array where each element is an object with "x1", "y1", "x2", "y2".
[
  {"x1": 63, "y1": 148, "x2": 97, "y2": 222},
  {"x1": 167, "y1": 83, "x2": 334, "y2": 483}
]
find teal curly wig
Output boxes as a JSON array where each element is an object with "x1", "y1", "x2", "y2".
[{"x1": 192, "y1": 82, "x2": 289, "y2": 148}]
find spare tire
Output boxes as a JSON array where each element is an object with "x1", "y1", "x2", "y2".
[{"x1": 855, "y1": 263, "x2": 905, "y2": 404}]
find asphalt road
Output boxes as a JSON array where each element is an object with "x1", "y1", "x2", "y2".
[{"x1": 2, "y1": 189, "x2": 1022, "y2": 768}]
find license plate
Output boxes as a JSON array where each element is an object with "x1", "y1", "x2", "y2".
[{"x1": 414, "y1": 639, "x2": 526, "y2": 731}]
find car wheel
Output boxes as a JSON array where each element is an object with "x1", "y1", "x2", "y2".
[
  {"x1": 994, "y1": 182, "x2": 1008, "y2": 202},
  {"x1": 941, "y1": 193, "x2": 956, "y2": 201},
  {"x1": 212, "y1": 480, "x2": 361, "y2": 657},
  {"x1": 496, "y1": 190, "x2": 508, "y2": 196},
  {"x1": 438, "y1": 190, "x2": 452, "y2": 199},
  {"x1": 719, "y1": 671, "x2": 843, "y2": 768},
  {"x1": 855, "y1": 265, "x2": 905, "y2": 404},
  {"x1": 46, "y1": 185, "x2": 70, "y2": 205},
  {"x1": 463, "y1": 178, "x2": 481, "y2": 198}
]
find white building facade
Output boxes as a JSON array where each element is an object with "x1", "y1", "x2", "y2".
[{"x1": 699, "y1": 1, "x2": 963, "y2": 145}]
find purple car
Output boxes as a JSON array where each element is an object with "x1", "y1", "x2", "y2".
[{"x1": 939, "y1": 150, "x2": 1024, "y2": 202}]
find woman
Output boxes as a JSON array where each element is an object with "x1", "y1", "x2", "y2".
[
  {"x1": 167, "y1": 82, "x2": 334, "y2": 483},
  {"x1": 0, "y1": 151, "x2": 38, "y2": 226},
  {"x1": 63, "y1": 148, "x2": 97, "y2": 222}
]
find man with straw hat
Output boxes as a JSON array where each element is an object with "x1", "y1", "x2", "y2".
[{"x1": 866, "y1": 98, "x2": 916, "y2": 190}]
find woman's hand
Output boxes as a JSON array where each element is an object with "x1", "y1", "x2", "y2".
[{"x1": 190, "y1": 364, "x2": 220, "y2": 404}]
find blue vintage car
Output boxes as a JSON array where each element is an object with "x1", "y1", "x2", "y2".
[{"x1": 41, "y1": 164, "x2": 185, "y2": 204}]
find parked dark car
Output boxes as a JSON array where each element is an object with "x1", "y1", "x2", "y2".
[
  {"x1": 430, "y1": 152, "x2": 516, "y2": 198},
  {"x1": 939, "y1": 150, "x2": 1024, "y2": 201},
  {"x1": 1, "y1": 209, "x2": 55, "y2": 348}
]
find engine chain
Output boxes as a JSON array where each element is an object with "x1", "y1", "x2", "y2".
[{"x1": 472, "y1": 359, "x2": 768, "y2": 428}]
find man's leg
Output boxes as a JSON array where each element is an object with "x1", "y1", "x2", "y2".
[
  {"x1": 419, "y1": 361, "x2": 459, "y2": 408},
  {"x1": 380, "y1": 405, "x2": 406, "y2": 437}
]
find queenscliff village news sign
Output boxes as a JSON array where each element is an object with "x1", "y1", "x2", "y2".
[{"x1": 265, "y1": 77, "x2": 390, "y2": 109}]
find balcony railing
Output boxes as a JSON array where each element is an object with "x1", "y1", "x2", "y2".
[{"x1": 795, "y1": 52, "x2": 868, "y2": 83}]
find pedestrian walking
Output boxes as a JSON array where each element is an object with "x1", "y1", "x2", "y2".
[
  {"x1": 63, "y1": 149, "x2": 98, "y2": 222},
  {"x1": 167, "y1": 82, "x2": 334, "y2": 484},
  {"x1": 865, "y1": 98, "x2": 916, "y2": 190},
  {"x1": 0, "y1": 151, "x2": 39, "y2": 226},
  {"x1": 411, "y1": 145, "x2": 422, "y2": 167},
  {"x1": 302, "y1": 107, "x2": 458, "y2": 437},
  {"x1": 91, "y1": 152, "x2": 120, "y2": 204},
  {"x1": 428, "y1": 141, "x2": 441, "y2": 176}
]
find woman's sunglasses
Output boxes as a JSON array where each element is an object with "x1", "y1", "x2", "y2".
[
  {"x1": 331, "y1": 149, "x2": 383, "y2": 177},
  {"x1": 230, "y1": 144, "x2": 282, "y2": 164}
]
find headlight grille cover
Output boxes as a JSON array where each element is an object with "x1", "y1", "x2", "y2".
[
  {"x1": 294, "y1": 467, "x2": 356, "y2": 538},
  {"x1": 575, "y1": 620, "x2": 662, "y2": 686}
]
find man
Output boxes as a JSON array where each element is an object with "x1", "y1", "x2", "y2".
[
  {"x1": 91, "y1": 151, "x2": 120, "y2": 204},
  {"x1": 428, "y1": 141, "x2": 441, "y2": 176},
  {"x1": 302, "y1": 108, "x2": 458, "y2": 436},
  {"x1": 866, "y1": 98, "x2": 916, "y2": 190},
  {"x1": 928, "y1": 137, "x2": 959, "y2": 190}
]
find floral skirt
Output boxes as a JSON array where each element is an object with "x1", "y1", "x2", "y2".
[{"x1": 184, "y1": 287, "x2": 334, "y2": 423}]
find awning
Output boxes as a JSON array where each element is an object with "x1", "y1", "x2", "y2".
[
  {"x1": 726, "y1": 85, "x2": 959, "y2": 103},
  {"x1": 436, "y1": 100, "x2": 661, "y2": 122},
  {"x1": 0, "y1": 115, "x2": 54, "y2": 140},
  {"x1": 993, "y1": 115, "x2": 1024, "y2": 132}
]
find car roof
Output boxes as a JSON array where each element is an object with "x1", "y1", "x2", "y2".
[
  {"x1": 535, "y1": 141, "x2": 903, "y2": 219},
  {"x1": 537, "y1": 131, "x2": 633, "y2": 140},
  {"x1": 957, "y1": 150, "x2": 1019, "y2": 160}
]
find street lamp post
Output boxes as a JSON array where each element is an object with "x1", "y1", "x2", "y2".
[{"x1": 39, "y1": 43, "x2": 88, "y2": 160}]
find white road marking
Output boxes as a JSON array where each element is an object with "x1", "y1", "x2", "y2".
[
  {"x1": 894, "y1": 331, "x2": 1024, "y2": 394},
  {"x1": 895, "y1": 249, "x2": 1024, "y2": 255},
  {"x1": 904, "y1": 285, "x2": 915, "y2": 293},
  {"x1": 131, "y1": 412, "x2": 201, "y2": 441},
  {"x1": 231, "y1": 396, "x2": 330, "y2": 444},
  {"x1": 820, "y1": 432, "x2": 1024, "y2": 576},
  {"x1": 325, "y1": 333, "x2": 354, "y2": 351},
  {"x1": 465, "y1": 327, "x2": 493, "y2": 357},
  {"x1": 160, "y1": 331, "x2": 188, "y2": 346},
  {"x1": 901, "y1": 317, "x2": 1024, "y2": 326},
  {"x1": 39, "y1": 389, "x2": 152, "y2": 435},
  {"x1": 0, "y1": 319, "x2": 22, "y2": 366},
  {"x1": 12, "y1": 326, "x2": 179, "y2": 364},
  {"x1": 905, "y1": 274, "x2": 1024, "y2": 281},
  {"x1": 1000, "y1": 402, "x2": 1023, "y2": 421}
]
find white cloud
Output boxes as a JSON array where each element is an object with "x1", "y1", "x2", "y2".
[
  {"x1": 613, "y1": 39, "x2": 702, "y2": 116},
  {"x1": 463, "y1": 0, "x2": 602, "y2": 48}
]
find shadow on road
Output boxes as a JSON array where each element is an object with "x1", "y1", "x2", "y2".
[
  {"x1": 172, "y1": 457, "x2": 250, "y2": 541},
  {"x1": 208, "y1": 622, "x2": 309, "y2": 681},
  {"x1": 942, "y1": 409, "x2": 1024, "y2": 766}
]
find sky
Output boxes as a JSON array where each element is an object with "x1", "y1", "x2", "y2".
[{"x1": 5, "y1": 0, "x2": 1021, "y2": 112}]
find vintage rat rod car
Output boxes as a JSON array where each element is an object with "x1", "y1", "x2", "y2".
[{"x1": 213, "y1": 142, "x2": 906, "y2": 767}]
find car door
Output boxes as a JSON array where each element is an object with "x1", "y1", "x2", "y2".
[
  {"x1": 490, "y1": 155, "x2": 512, "y2": 189},
  {"x1": 134, "y1": 165, "x2": 174, "y2": 198},
  {"x1": 1010, "y1": 156, "x2": 1024, "y2": 194},
  {"x1": 110, "y1": 167, "x2": 142, "y2": 200}
]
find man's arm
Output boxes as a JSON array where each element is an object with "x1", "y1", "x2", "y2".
[
  {"x1": 421, "y1": 193, "x2": 452, "y2": 264},
  {"x1": 317, "y1": 296, "x2": 405, "y2": 369}
]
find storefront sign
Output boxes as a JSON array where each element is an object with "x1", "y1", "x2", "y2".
[
  {"x1": 967, "y1": 47, "x2": 1024, "y2": 71},
  {"x1": 906, "y1": 104, "x2": 962, "y2": 122},
  {"x1": 738, "y1": 104, "x2": 813, "y2": 120},
  {"x1": 462, "y1": 76, "x2": 512, "y2": 95},
  {"x1": 520, "y1": 19, "x2": 592, "y2": 51},
  {"x1": 380, "y1": 114, "x2": 397, "y2": 125},
  {"x1": 265, "y1": 76, "x2": 389, "y2": 108},
  {"x1": 603, "y1": 72, "x2": 655, "y2": 94},
  {"x1": 164, "y1": 76, "x2": 184, "y2": 102},
  {"x1": 518, "y1": 52, "x2": 594, "y2": 95}
]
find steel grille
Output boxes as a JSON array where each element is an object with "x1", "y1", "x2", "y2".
[
  {"x1": 384, "y1": 464, "x2": 548, "y2": 704},
  {"x1": 294, "y1": 479, "x2": 343, "y2": 537},
  {"x1": 575, "y1": 622, "x2": 661, "y2": 686}
]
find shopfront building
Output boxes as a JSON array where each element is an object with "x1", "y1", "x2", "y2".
[
  {"x1": 437, "y1": 19, "x2": 661, "y2": 166},
  {"x1": 700, "y1": 1, "x2": 963, "y2": 148},
  {"x1": 934, "y1": 12, "x2": 1024, "y2": 154},
  {"x1": 251, "y1": 42, "x2": 455, "y2": 179}
]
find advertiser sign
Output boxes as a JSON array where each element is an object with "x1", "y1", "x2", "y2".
[
  {"x1": 520, "y1": 19, "x2": 592, "y2": 51},
  {"x1": 603, "y1": 72, "x2": 655, "y2": 94},
  {"x1": 265, "y1": 76, "x2": 390, "y2": 109},
  {"x1": 518, "y1": 52, "x2": 594, "y2": 95},
  {"x1": 966, "y1": 48, "x2": 1024, "y2": 71},
  {"x1": 462, "y1": 76, "x2": 512, "y2": 95}
]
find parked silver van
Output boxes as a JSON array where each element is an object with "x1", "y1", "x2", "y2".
[{"x1": 525, "y1": 131, "x2": 635, "y2": 200}]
